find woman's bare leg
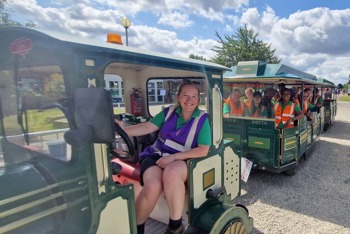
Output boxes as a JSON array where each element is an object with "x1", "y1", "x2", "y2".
[
  {"x1": 136, "y1": 166, "x2": 163, "y2": 224},
  {"x1": 162, "y1": 161, "x2": 187, "y2": 220}
]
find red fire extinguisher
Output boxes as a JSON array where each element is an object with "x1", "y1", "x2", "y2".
[{"x1": 131, "y1": 88, "x2": 142, "y2": 116}]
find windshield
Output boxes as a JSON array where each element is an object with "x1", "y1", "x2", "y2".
[{"x1": 0, "y1": 37, "x2": 71, "y2": 164}]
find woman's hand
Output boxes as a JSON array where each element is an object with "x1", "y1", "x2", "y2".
[{"x1": 156, "y1": 154, "x2": 176, "y2": 169}]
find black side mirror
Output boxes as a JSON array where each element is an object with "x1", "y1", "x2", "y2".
[{"x1": 64, "y1": 88, "x2": 115, "y2": 146}]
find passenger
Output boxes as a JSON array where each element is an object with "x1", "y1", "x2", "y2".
[
  {"x1": 244, "y1": 87, "x2": 254, "y2": 106},
  {"x1": 262, "y1": 87, "x2": 274, "y2": 118},
  {"x1": 223, "y1": 89, "x2": 245, "y2": 117},
  {"x1": 311, "y1": 88, "x2": 323, "y2": 108},
  {"x1": 245, "y1": 91, "x2": 268, "y2": 118},
  {"x1": 324, "y1": 88, "x2": 332, "y2": 100},
  {"x1": 117, "y1": 81, "x2": 211, "y2": 234},
  {"x1": 304, "y1": 88, "x2": 313, "y2": 103},
  {"x1": 278, "y1": 83, "x2": 286, "y2": 92},
  {"x1": 273, "y1": 88, "x2": 304, "y2": 129},
  {"x1": 301, "y1": 92, "x2": 314, "y2": 122},
  {"x1": 272, "y1": 89, "x2": 281, "y2": 104},
  {"x1": 292, "y1": 91, "x2": 300, "y2": 107}
]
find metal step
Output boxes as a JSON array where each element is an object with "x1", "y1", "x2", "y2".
[{"x1": 145, "y1": 218, "x2": 167, "y2": 234}]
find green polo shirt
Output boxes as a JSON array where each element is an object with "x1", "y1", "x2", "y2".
[
  {"x1": 223, "y1": 102, "x2": 230, "y2": 115},
  {"x1": 150, "y1": 106, "x2": 211, "y2": 145},
  {"x1": 315, "y1": 95, "x2": 323, "y2": 105},
  {"x1": 276, "y1": 101, "x2": 301, "y2": 129},
  {"x1": 308, "y1": 103, "x2": 314, "y2": 110}
]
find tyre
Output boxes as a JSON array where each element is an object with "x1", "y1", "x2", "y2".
[
  {"x1": 209, "y1": 205, "x2": 253, "y2": 234},
  {"x1": 285, "y1": 167, "x2": 296, "y2": 176}
]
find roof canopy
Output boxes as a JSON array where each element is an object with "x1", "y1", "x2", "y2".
[{"x1": 224, "y1": 61, "x2": 318, "y2": 84}]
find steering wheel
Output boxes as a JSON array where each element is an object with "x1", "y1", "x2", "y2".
[{"x1": 112, "y1": 120, "x2": 136, "y2": 162}]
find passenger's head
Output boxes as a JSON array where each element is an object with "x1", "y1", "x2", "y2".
[
  {"x1": 303, "y1": 92, "x2": 309, "y2": 99},
  {"x1": 304, "y1": 88, "x2": 312, "y2": 98},
  {"x1": 253, "y1": 91, "x2": 262, "y2": 106},
  {"x1": 281, "y1": 88, "x2": 292, "y2": 103},
  {"x1": 278, "y1": 83, "x2": 286, "y2": 91},
  {"x1": 230, "y1": 89, "x2": 241, "y2": 102},
  {"x1": 264, "y1": 87, "x2": 274, "y2": 100},
  {"x1": 245, "y1": 87, "x2": 254, "y2": 100},
  {"x1": 274, "y1": 89, "x2": 281, "y2": 99}
]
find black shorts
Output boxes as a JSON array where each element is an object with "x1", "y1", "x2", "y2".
[{"x1": 139, "y1": 154, "x2": 162, "y2": 186}]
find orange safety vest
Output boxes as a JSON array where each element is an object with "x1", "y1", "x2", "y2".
[
  {"x1": 246, "y1": 102, "x2": 265, "y2": 117},
  {"x1": 274, "y1": 102, "x2": 295, "y2": 128},
  {"x1": 225, "y1": 99, "x2": 245, "y2": 116},
  {"x1": 293, "y1": 98, "x2": 300, "y2": 107},
  {"x1": 302, "y1": 100, "x2": 309, "y2": 114}
]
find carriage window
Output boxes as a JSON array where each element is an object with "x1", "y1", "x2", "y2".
[
  {"x1": 104, "y1": 74, "x2": 126, "y2": 114},
  {"x1": 147, "y1": 78, "x2": 207, "y2": 117},
  {"x1": 0, "y1": 64, "x2": 71, "y2": 161},
  {"x1": 223, "y1": 83, "x2": 275, "y2": 119}
]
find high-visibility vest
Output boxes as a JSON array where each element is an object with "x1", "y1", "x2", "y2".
[
  {"x1": 246, "y1": 102, "x2": 265, "y2": 117},
  {"x1": 141, "y1": 105, "x2": 208, "y2": 158},
  {"x1": 303, "y1": 100, "x2": 310, "y2": 114},
  {"x1": 274, "y1": 102, "x2": 295, "y2": 128},
  {"x1": 224, "y1": 99, "x2": 245, "y2": 116},
  {"x1": 293, "y1": 98, "x2": 300, "y2": 107}
]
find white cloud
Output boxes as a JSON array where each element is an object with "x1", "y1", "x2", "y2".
[
  {"x1": 157, "y1": 11, "x2": 194, "y2": 29},
  {"x1": 7, "y1": 1, "x2": 350, "y2": 84},
  {"x1": 239, "y1": 6, "x2": 350, "y2": 84},
  {"x1": 129, "y1": 25, "x2": 218, "y2": 59}
]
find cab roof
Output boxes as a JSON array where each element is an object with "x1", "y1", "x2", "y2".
[{"x1": 223, "y1": 61, "x2": 319, "y2": 85}]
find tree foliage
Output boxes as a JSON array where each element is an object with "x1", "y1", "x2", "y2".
[
  {"x1": 1, "y1": 0, "x2": 36, "y2": 28},
  {"x1": 343, "y1": 83, "x2": 348, "y2": 92},
  {"x1": 211, "y1": 24, "x2": 281, "y2": 67},
  {"x1": 189, "y1": 54, "x2": 207, "y2": 61}
]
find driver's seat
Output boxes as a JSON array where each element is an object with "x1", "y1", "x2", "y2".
[{"x1": 111, "y1": 157, "x2": 141, "y2": 183}]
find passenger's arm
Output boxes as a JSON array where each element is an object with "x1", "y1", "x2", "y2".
[{"x1": 294, "y1": 109, "x2": 304, "y2": 121}]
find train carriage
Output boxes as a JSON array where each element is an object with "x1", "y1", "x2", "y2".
[
  {"x1": 223, "y1": 61, "x2": 333, "y2": 175},
  {"x1": 0, "y1": 27, "x2": 253, "y2": 234},
  {"x1": 317, "y1": 78, "x2": 337, "y2": 131}
]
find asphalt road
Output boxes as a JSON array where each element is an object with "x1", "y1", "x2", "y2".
[{"x1": 235, "y1": 101, "x2": 350, "y2": 234}]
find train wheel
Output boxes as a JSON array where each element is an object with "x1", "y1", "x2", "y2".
[
  {"x1": 285, "y1": 167, "x2": 296, "y2": 176},
  {"x1": 222, "y1": 219, "x2": 247, "y2": 234},
  {"x1": 209, "y1": 205, "x2": 253, "y2": 234},
  {"x1": 323, "y1": 123, "x2": 329, "y2": 131}
]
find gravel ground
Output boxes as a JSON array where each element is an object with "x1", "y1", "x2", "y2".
[{"x1": 235, "y1": 101, "x2": 350, "y2": 234}]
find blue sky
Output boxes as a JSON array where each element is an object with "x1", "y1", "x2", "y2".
[{"x1": 8, "y1": 0, "x2": 350, "y2": 85}]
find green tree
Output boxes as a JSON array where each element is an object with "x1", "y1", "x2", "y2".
[
  {"x1": 1, "y1": 0, "x2": 37, "y2": 27},
  {"x1": 337, "y1": 83, "x2": 343, "y2": 89},
  {"x1": 211, "y1": 24, "x2": 281, "y2": 67},
  {"x1": 189, "y1": 54, "x2": 207, "y2": 61},
  {"x1": 343, "y1": 83, "x2": 348, "y2": 92}
]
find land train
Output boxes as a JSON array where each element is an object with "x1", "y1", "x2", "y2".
[
  {"x1": 0, "y1": 27, "x2": 253, "y2": 234},
  {"x1": 222, "y1": 61, "x2": 337, "y2": 175}
]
